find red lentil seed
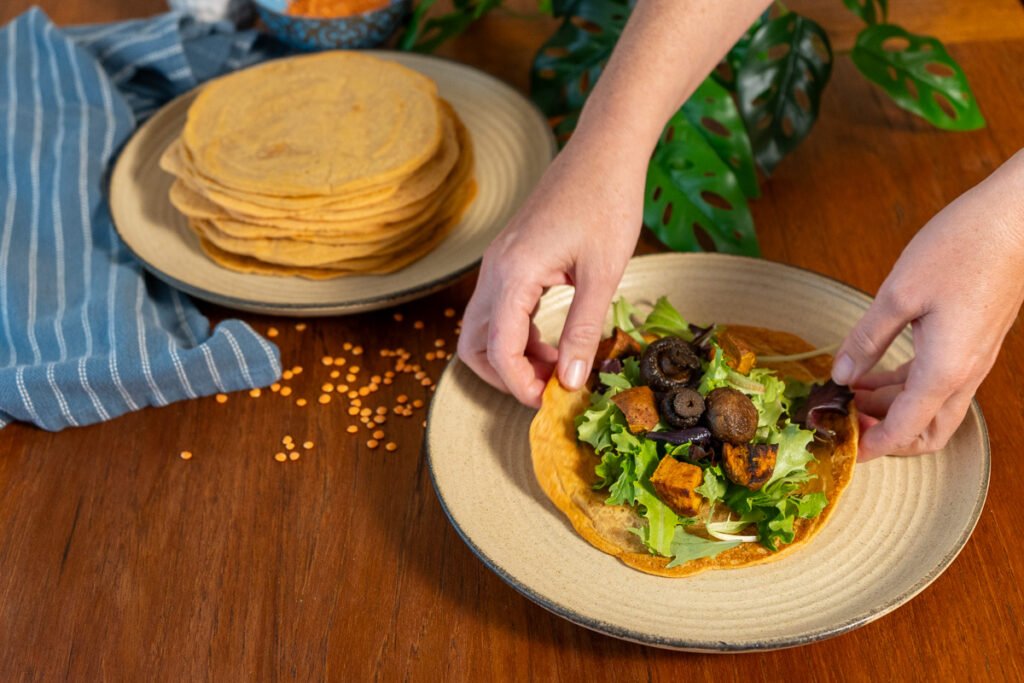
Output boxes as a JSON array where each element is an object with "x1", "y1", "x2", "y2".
[
  {"x1": 373, "y1": 415, "x2": 386, "y2": 425},
  {"x1": 303, "y1": 441, "x2": 314, "y2": 450},
  {"x1": 322, "y1": 383, "x2": 334, "y2": 392},
  {"x1": 282, "y1": 370, "x2": 294, "y2": 380},
  {"x1": 295, "y1": 323, "x2": 307, "y2": 331},
  {"x1": 347, "y1": 425, "x2": 358, "y2": 433},
  {"x1": 215, "y1": 394, "x2": 228, "y2": 404},
  {"x1": 292, "y1": 366, "x2": 303, "y2": 375},
  {"x1": 413, "y1": 399, "x2": 424, "y2": 408},
  {"x1": 280, "y1": 387, "x2": 293, "y2": 397},
  {"x1": 321, "y1": 356, "x2": 334, "y2": 366},
  {"x1": 333, "y1": 357, "x2": 346, "y2": 367},
  {"x1": 274, "y1": 453, "x2": 287, "y2": 462},
  {"x1": 348, "y1": 407, "x2": 359, "y2": 416},
  {"x1": 347, "y1": 390, "x2": 358, "y2": 399},
  {"x1": 385, "y1": 442, "x2": 397, "y2": 452},
  {"x1": 434, "y1": 339, "x2": 445, "y2": 348},
  {"x1": 289, "y1": 452, "x2": 300, "y2": 461},
  {"x1": 267, "y1": 327, "x2": 279, "y2": 338},
  {"x1": 444, "y1": 308, "x2": 456, "y2": 318},
  {"x1": 249, "y1": 388, "x2": 261, "y2": 398},
  {"x1": 352, "y1": 346, "x2": 364, "y2": 356},
  {"x1": 343, "y1": 342, "x2": 352, "y2": 351},
  {"x1": 397, "y1": 394, "x2": 408, "y2": 404},
  {"x1": 413, "y1": 321, "x2": 424, "y2": 330},
  {"x1": 393, "y1": 313, "x2": 403, "y2": 322},
  {"x1": 296, "y1": 398, "x2": 307, "y2": 407},
  {"x1": 345, "y1": 373, "x2": 357, "y2": 383},
  {"x1": 367, "y1": 439, "x2": 379, "y2": 449},
  {"x1": 318, "y1": 394, "x2": 331, "y2": 404},
  {"x1": 373, "y1": 429, "x2": 385, "y2": 439},
  {"x1": 330, "y1": 370, "x2": 340, "y2": 379},
  {"x1": 180, "y1": 450, "x2": 193, "y2": 460},
  {"x1": 375, "y1": 406, "x2": 387, "y2": 415}
]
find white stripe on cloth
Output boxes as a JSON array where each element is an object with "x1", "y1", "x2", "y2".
[
  {"x1": 220, "y1": 327, "x2": 256, "y2": 387},
  {"x1": 0, "y1": 22, "x2": 18, "y2": 367},
  {"x1": 135, "y1": 278, "x2": 169, "y2": 406},
  {"x1": 16, "y1": 367, "x2": 43, "y2": 424},
  {"x1": 27, "y1": 10, "x2": 44, "y2": 365},
  {"x1": 43, "y1": 22, "x2": 70, "y2": 363},
  {"x1": 46, "y1": 362, "x2": 79, "y2": 427},
  {"x1": 109, "y1": 42, "x2": 185, "y2": 84},
  {"x1": 77, "y1": 357, "x2": 111, "y2": 421}
]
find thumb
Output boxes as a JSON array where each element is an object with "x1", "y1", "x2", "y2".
[
  {"x1": 557, "y1": 267, "x2": 619, "y2": 391},
  {"x1": 833, "y1": 287, "x2": 917, "y2": 386}
]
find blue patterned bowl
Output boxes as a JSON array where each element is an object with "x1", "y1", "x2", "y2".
[{"x1": 254, "y1": 0, "x2": 410, "y2": 51}]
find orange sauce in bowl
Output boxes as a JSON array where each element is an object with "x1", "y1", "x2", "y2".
[{"x1": 286, "y1": 0, "x2": 391, "y2": 18}]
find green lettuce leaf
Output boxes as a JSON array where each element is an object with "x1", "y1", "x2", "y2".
[
  {"x1": 695, "y1": 464, "x2": 727, "y2": 507},
  {"x1": 639, "y1": 296, "x2": 694, "y2": 340},
  {"x1": 666, "y1": 527, "x2": 741, "y2": 567},
  {"x1": 575, "y1": 392, "x2": 623, "y2": 453},
  {"x1": 611, "y1": 298, "x2": 646, "y2": 345},
  {"x1": 766, "y1": 421, "x2": 817, "y2": 484},
  {"x1": 796, "y1": 491, "x2": 828, "y2": 518},
  {"x1": 599, "y1": 372, "x2": 633, "y2": 393},
  {"x1": 698, "y1": 344, "x2": 732, "y2": 395},
  {"x1": 748, "y1": 368, "x2": 790, "y2": 440}
]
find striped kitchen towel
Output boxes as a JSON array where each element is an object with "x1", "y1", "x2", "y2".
[{"x1": 0, "y1": 8, "x2": 292, "y2": 431}]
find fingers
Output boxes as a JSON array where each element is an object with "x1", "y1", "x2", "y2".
[
  {"x1": 556, "y1": 263, "x2": 622, "y2": 390},
  {"x1": 859, "y1": 389, "x2": 973, "y2": 459},
  {"x1": 486, "y1": 280, "x2": 549, "y2": 407},
  {"x1": 833, "y1": 285, "x2": 921, "y2": 386},
  {"x1": 854, "y1": 384, "x2": 903, "y2": 418},
  {"x1": 853, "y1": 361, "x2": 911, "y2": 390}
]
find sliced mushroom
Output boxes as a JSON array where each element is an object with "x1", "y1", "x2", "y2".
[
  {"x1": 659, "y1": 387, "x2": 705, "y2": 429},
  {"x1": 640, "y1": 336, "x2": 701, "y2": 391}
]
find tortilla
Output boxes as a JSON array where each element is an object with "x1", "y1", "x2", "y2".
[
  {"x1": 181, "y1": 52, "x2": 444, "y2": 197},
  {"x1": 529, "y1": 324, "x2": 858, "y2": 578}
]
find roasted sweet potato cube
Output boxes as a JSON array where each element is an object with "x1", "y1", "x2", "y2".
[
  {"x1": 650, "y1": 457, "x2": 704, "y2": 517},
  {"x1": 719, "y1": 330, "x2": 757, "y2": 375},
  {"x1": 610, "y1": 386, "x2": 659, "y2": 434},
  {"x1": 594, "y1": 327, "x2": 642, "y2": 364},
  {"x1": 721, "y1": 442, "x2": 778, "y2": 491}
]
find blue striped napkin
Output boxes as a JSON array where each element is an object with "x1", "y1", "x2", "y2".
[{"x1": 0, "y1": 8, "x2": 291, "y2": 431}]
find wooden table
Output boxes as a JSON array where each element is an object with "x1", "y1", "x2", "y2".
[{"x1": 2, "y1": 1, "x2": 1023, "y2": 679}]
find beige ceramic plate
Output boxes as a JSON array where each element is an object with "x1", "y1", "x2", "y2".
[
  {"x1": 427, "y1": 253, "x2": 990, "y2": 652},
  {"x1": 109, "y1": 52, "x2": 554, "y2": 316}
]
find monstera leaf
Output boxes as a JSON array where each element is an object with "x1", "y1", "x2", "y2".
[
  {"x1": 851, "y1": 24, "x2": 985, "y2": 131},
  {"x1": 644, "y1": 122, "x2": 759, "y2": 256},
  {"x1": 842, "y1": 0, "x2": 888, "y2": 25},
  {"x1": 398, "y1": 0, "x2": 503, "y2": 53},
  {"x1": 678, "y1": 77, "x2": 759, "y2": 198},
  {"x1": 736, "y1": 13, "x2": 833, "y2": 174},
  {"x1": 530, "y1": 0, "x2": 632, "y2": 120}
]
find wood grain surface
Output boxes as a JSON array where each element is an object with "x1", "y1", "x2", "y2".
[{"x1": 2, "y1": 1, "x2": 1023, "y2": 680}]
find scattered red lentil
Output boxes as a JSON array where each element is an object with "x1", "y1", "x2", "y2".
[
  {"x1": 413, "y1": 321, "x2": 424, "y2": 330},
  {"x1": 397, "y1": 394, "x2": 408, "y2": 404},
  {"x1": 180, "y1": 450, "x2": 193, "y2": 460},
  {"x1": 322, "y1": 383, "x2": 334, "y2": 392},
  {"x1": 295, "y1": 323, "x2": 307, "y2": 331},
  {"x1": 303, "y1": 441, "x2": 314, "y2": 450},
  {"x1": 282, "y1": 370, "x2": 294, "y2": 380},
  {"x1": 330, "y1": 370, "x2": 340, "y2": 379},
  {"x1": 267, "y1": 327, "x2": 279, "y2": 338},
  {"x1": 296, "y1": 398, "x2": 307, "y2": 407},
  {"x1": 274, "y1": 453, "x2": 287, "y2": 462},
  {"x1": 271, "y1": 383, "x2": 281, "y2": 392},
  {"x1": 292, "y1": 366, "x2": 303, "y2": 375},
  {"x1": 289, "y1": 452, "x2": 300, "y2": 461},
  {"x1": 393, "y1": 313, "x2": 403, "y2": 322},
  {"x1": 343, "y1": 342, "x2": 353, "y2": 351},
  {"x1": 318, "y1": 394, "x2": 331, "y2": 404},
  {"x1": 367, "y1": 439, "x2": 379, "y2": 449},
  {"x1": 444, "y1": 308, "x2": 456, "y2": 318},
  {"x1": 333, "y1": 357, "x2": 346, "y2": 367},
  {"x1": 352, "y1": 346, "x2": 364, "y2": 356},
  {"x1": 434, "y1": 339, "x2": 445, "y2": 348},
  {"x1": 347, "y1": 425, "x2": 358, "y2": 433},
  {"x1": 280, "y1": 387, "x2": 293, "y2": 397},
  {"x1": 372, "y1": 429, "x2": 385, "y2": 439},
  {"x1": 345, "y1": 374, "x2": 357, "y2": 383},
  {"x1": 215, "y1": 393, "x2": 228, "y2": 404},
  {"x1": 321, "y1": 356, "x2": 334, "y2": 366},
  {"x1": 249, "y1": 388, "x2": 261, "y2": 398},
  {"x1": 348, "y1": 406, "x2": 359, "y2": 416},
  {"x1": 412, "y1": 399, "x2": 424, "y2": 408},
  {"x1": 385, "y1": 442, "x2": 398, "y2": 452}
]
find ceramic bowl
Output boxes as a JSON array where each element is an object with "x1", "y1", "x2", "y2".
[{"x1": 254, "y1": 0, "x2": 410, "y2": 50}]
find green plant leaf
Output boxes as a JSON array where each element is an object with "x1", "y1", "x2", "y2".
[
  {"x1": 398, "y1": 0, "x2": 503, "y2": 53},
  {"x1": 678, "y1": 77, "x2": 760, "y2": 198},
  {"x1": 713, "y1": 12, "x2": 768, "y2": 90},
  {"x1": 851, "y1": 24, "x2": 985, "y2": 131},
  {"x1": 530, "y1": 0, "x2": 632, "y2": 120},
  {"x1": 736, "y1": 13, "x2": 833, "y2": 174},
  {"x1": 644, "y1": 122, "x2": 759, "y2": 256},
  {"x1": 841, "y1": 0, "x2": 887, "y2": 24}
]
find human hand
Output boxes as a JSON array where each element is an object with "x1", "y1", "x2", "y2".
[
  {"x1": 457, "y1": 133, "x2": 647, "y2": 407},
  {"x1": 832, "y1": 153, "x2": 1024, "y2": 461}
]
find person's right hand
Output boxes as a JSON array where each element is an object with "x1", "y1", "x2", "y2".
[{"x1": 458, "y1": 132, "x2": 648, "y2": 408}]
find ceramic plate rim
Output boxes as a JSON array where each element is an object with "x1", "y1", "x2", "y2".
[
  {"x1": 109, "y1": 51, "x2": 555, "y2": 316},
  {"x1": 425, "y1": 252, "x2": 991, "y2": 652}
]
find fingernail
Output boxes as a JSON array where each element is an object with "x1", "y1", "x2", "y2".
[
  {"x1": 832, "y1": 354, "x2": 854, "y2": 385},
  {"x1": 562, "y1": 359, "x2": 587, "y2": 390}
]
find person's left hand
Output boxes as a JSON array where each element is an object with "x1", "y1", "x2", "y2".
[{"x1": 831, "y1": 152, "x2": 1024, "y2": 462}]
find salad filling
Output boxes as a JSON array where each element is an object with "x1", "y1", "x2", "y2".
[{"x1": 575, "y1": 297, "x2": 854, "y2": 567}]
